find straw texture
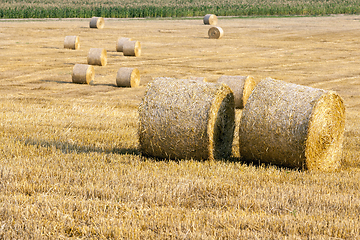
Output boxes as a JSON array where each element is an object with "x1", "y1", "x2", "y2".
[
  {"x1": 116, "y1": 67, "x2": 140, "y2": 87},
  {"x1": 89, "y1": 17, "x2": 105, "y2": 29},
  {"x1": 217, "y1": 75, "x2": 256, "y2": 109},
  {"x1": 116, "y1": 37, "x2": 132, "y2": 52},
  {"x1": 139, "y1": 78, "x2": 235, "y2": 160},
  {"x1": 87, "y1": 48, "x2": 107, "y2": 66},
  {"x1": 189, "y1": 76, "x2": 207, "y2": 82},
  {"x1": 72, "y1": 64, "x2": 94, "y2": 84},
  {"x1": 208, "y1": 26, "x2": 224, "y2": 39},
  {"x1": 203, "y1": 14, "x2": 218, "y2": 25},
  {"x1": 123, "y1": 41, "x2": 141, "y2": 57},
  {"x1": 239, "y1": 78, "x2": 345, "y2": 171},
  {"x1": 64, "y1": 36, "x2": 80, "y2": 50}
]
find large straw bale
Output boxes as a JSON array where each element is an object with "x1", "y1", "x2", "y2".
[
  {"x1": 72, "y1": 64, "x2": 94, "y2": 84},
  {"x1": 116, "y1": 67, "x2": 140, "y2": 87},
  {"x1": 89, "y1": 17, "x2": 105, "y2": 29},
  {"x1": 208, "y1": 26, "x2": 224, "y2": 39},
  {"x1": 217, "y1": 75, "x2": 256, "y2": 109},
  {"x1": 139, "y1": 78, "x2": 235, "y2": 160},
  {"x1": 203, "y1": 14, "x2": 218, "y2": 25},
  {"x1": 64, "y1": 36, "x2": 80, "y2": 50},
  {"x1": 239, "y1": 78, "x2": 345, "y2": 171},
  {"x1": 116, "y1": 37, "x2": 132, "y2": 52},
  {"x1": 87, "y1": 48, "x2": 107, "y2": 66},
  {"x1": 123, "y1": 41, "x2": 141, "y2": 57}
]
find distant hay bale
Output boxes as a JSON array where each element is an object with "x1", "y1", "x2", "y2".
[
  {"x1": 64, "y1": 36, "x2": 80, "y2": 50},
  {"x1": 89, "y1": 17, "x2": 105, "y2": 29},
  {"x1": 239, "y1": 78, "x2": 346, "y2": 171},
  {"x1": 123, "y1": 41, "x2": 141, "y2": 57},
  {"x1": 72, "y1": 64, "x2": 94, "y2": 84},
  {"x1": 208, "y1": 26, "x2": 224, "y2": 39},
  {"x1": 203, "y1": 14, "x2": 218, "y2": 25},
  {"x1": 116, "y1": 37, "x2": 132, "y2": 52},
  {"x1": 217, "y1": 75, "x2": 256, "y2": 109},
  {"x1": 189, "y1": 76, "x2": 207, "y2": 82},
  {"x1": 139, "y1": 78, "x2": 235, "y2": 160},
  {"x1": 116, "y1": 67, "x2": 140, "y2": 87},
  {"x1": 87, "y1": 48, "x2": 107, "y2": 66}
]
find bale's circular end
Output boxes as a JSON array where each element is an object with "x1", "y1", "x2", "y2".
[
  {"x1": 116, "y1": 67, "x2": 140, "y2": 88},
  {"x1": 139, "y1": 79, "x2": 235, "y2": 160},
  {"x1": 305, "y1": 91, "x2": 345, "y2": 171},
  {"x1": 208, "y1": 83, "x2": 236, "y2": 160},
  {"x1": 116, "y1": 37, "x2": 132, "y2": 52},
  {"x1": 123, "y1": 41, "x2": 141, "y2": 57},
  {"x1": 89, "y1": 17, "x2": 105, "y2": 29},
  {"x1": 242, "y1": 76, "x2": 257, "y2": 108},
  {"x1": 208, "y1": 26, "x2": 224, "y2": 39},
  {"x1": 72, "y1": 64, "x2": 94, "y2": 84},
  {"x1": 203, "y1": 14, "x2": 218, "y2": 25},
  {"x1": 64, "y1": 36, "x2": 80, "y2": 50},
  {"x1": 217, "y1": 75, "x2": 256, "y2": 109},
  {"x1": 87, "y1": 48, "x2": 107, "y2": 66}
]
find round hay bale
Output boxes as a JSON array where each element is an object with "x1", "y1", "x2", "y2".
[
  {"x1": 203, "y1": 14, "x2": 218, "y2": 25},
  {"x1": 116, "y1": 37, "x2": 132, "y2": 52},
  {"x1": 89, "y1": 17, "x2": 105, "y2": 29},
  {"x1": 72, "y1": 64, "x2": 94, "y2": 84},
  {"x1": 217, "y1": 75, "x2": 256, "y2": 109},
  {"x1": 64, "y1": 36, "x2": 80, "y2": 50},
  {"x1": 139, "y1": 78, "x2": 235, "y2": 160},
  {"x1": 87, "y1": 48, "x2": 107, "y2": 66},
  {"x1": 208, "y1": 26, "x2": 224, "y2": 39},
  {"x1": 123, "y1": 41, "x2": 141, "y2": 57},
  {"x1": 116, "y1": 67, "x2": 140, "y2": 87},
  {"x1": 239, "y1": 78, "x2": 346, "y2": 171}
]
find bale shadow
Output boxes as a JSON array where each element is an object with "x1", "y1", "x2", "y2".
[
  {"x1": 125, "y1": 151, "x2": 300, "y2": 172},
  {"x1": 41, "y1": 46, "x2": 60, "y2": 49},
  {"x1": 23, "y1": 138, "x2": 139, "y2": 156},
  {"x1": 40, "y1": 79, "x2": 70, "y2": 84},
  {"x1": 95, "y1": 83, "x2": 118, "y2": 87}
]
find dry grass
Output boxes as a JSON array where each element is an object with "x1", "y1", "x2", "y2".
[{"x1": 0, "y1": 16, "x2": 360, "y2": 238}]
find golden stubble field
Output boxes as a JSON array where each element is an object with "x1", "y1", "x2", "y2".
[{"x1": 0, "y1": 16, "x2": 360, "y2": 239}]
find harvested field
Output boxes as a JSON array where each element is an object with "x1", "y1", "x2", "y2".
[{"x1": 0, "y1": 16, "x2": 360, "y2": 238}]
